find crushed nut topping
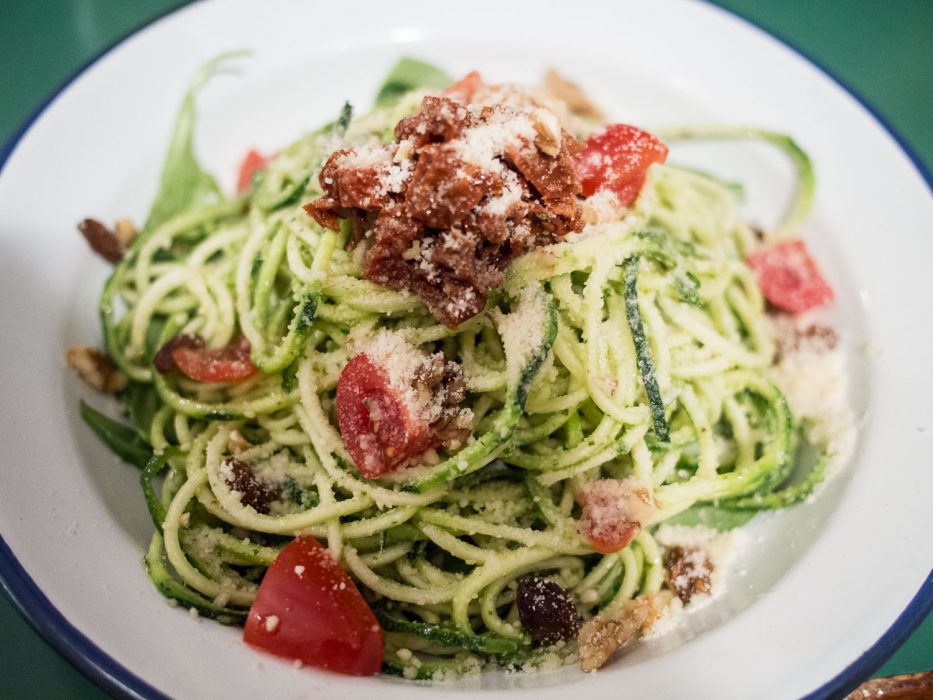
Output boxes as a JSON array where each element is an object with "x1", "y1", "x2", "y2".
[
  {"x1": 114, "y1": 218, "x2": 137, "y2": 247},
  {"x1": 664, "y1": 545, "x2": 713, "y2": 605},
  {"x1": 78, "y1": 218, "x2": 126, "y2": 263},
  {"x1": 413, "y1": 352, "x2": 472, "y2": 449},
  {"x1": 578, "y1": 593, "x2": 668, "y2": 673},
  {"x1": 306, "y1": 95, "x2": 583, "y2": 327},
  {"x1": 66, "y1": 346, "x2": 127, "y2": 393},
  {"x1": 543, "y1": 69, "x2": 604, "y2": 121},
  {"x1": 226, "y1": 430, "x2": 251, "y2": 456},
  {"x1": 354, "y1": 329, "x2": 473, "y2": 453}
]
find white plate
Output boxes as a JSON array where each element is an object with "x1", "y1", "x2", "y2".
[{"x1": 1, "y1": 1, "x2": 931, "y2": 698}]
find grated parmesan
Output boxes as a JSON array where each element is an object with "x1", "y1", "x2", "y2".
[
  {"x1": 495, "y1": 286, "x2": 547, "y2": 370},
  {"x1": 452, "y1": 106, "x2": 536, "y2": 175},
  {"x1": 653, "y1": 524, "x2": 747, "y2": 612},
  {"x1": 769, "y1": 316, "x2": 856, "y2": 475}
]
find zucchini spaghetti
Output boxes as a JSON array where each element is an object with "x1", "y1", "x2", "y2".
[{"x1": 74, "y1": 56, "x2": 845, "y2": 680}]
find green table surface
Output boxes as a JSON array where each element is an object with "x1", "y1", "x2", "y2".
[{"x1": 0, "y1": 1, "x2": 930, "y2": 697}]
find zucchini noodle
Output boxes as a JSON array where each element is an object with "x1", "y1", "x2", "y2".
[{"x1": 83, "y1": 57, "x2": 831, "y2": 680}]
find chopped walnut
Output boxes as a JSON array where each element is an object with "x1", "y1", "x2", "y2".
[
  {"x1": 665, "y1": 545, "x2": 713, "y2": 605},
  {"x1": 543, "y1": 69, "x2": 604, "y2": 121},
  {"x1": 226, "y1": 430, "x2": 251, "y2": 456},
  {"x1": 530, "y1": 108, "x2": 562, "y2": 156},
  {"x1": 578, "y1": 593, "x2": 668, "y2": 673},
  {"x1": 66, "y1": 346, "x2": 127, "y2": 393},
  {"x1": 114, "y1": 218, "x2": 137, "y2": 247},
  {"x1": 414, "y1": 354, "x2": 471, "y2": 449},
  {"x1": 78, "y1": 218, "x2": 126, "y2": 263}
]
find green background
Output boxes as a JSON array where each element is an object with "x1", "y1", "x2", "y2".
[{"x1": 0, "y1": 1, "x2": 930, "y2": 697}]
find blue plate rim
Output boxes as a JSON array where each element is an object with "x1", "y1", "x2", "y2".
[{"x1": 0, "y1": 1, "x2": 930, "y2": 698}]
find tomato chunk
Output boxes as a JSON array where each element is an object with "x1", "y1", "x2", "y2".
[
  {"x1": 335, "y1": 353, "x2": 434, "y2": 478},
  {"x1": 244, "y1": 536, "x2": 383, "y2": 676},
  {"x1": 169, "y1": 334, "x2": 258, "y2": 383},
  {"x1": 746, "y1": 239, "x2": 834, "y2": 313},
  {"x1": 573, "y1": 124, "x2": 669, "y2": 206},
  {"x1": 237, "y1": 149, "x2": 269, "y2": 195},
  {"x1": 443, "y1": 70, "x2": 484, "y2": 105},
  {"x1": 577, "y1": 479, "x2": 655, "y2": 554}
]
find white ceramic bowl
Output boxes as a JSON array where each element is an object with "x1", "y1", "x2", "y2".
[{"x1": 1, "y1": 1, "x2": 931, "y2": 698}]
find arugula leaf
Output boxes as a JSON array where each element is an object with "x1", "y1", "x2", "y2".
[
  {"x1": 80, "y1": 400, "x2": 152, "y2": 469},
  {"x1": 336, "y1": 101, "x2": 354, "y2": 135},
  {"x1": 374, "y1": 57, "x2": 452, "y2": 107},
  {"x1": 125, "y1": 381, "x2": 162, "y2": 442},
  {"x1": 145, "y1": 53, "x2": 246, "y2": 231},
  {"x1": 664, "y1": 503, "x2": 757, "y2": 530}
]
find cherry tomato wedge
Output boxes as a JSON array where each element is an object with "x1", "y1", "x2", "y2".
[
  {"x1": 244, "y1": 536, "x2": 383, "y2": 676},
  {"x1": 444, "y1": 70, "x2": 484, "y2": 105},
  {"x1": 573, "y1": 124, "x2": 669, "y2": 206},
  {"x1": 236, "y1": 149, "x2": 269, "y2": 195},
  {"x1": 335, "y1": 353, "x2": 435, "y2": 479},
  {"x1": 746, "y1": 239, "x2": 834, "y2": 313},
  {"x1": 170, "y1": 334, "x2": 258, "y2": 383},
  {"x1": 577, "y1": 479, "x2": 655, "y2": 554}
]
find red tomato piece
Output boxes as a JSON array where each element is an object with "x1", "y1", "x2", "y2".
[
  {"x1": 335, "y1": 353, "x2": 435, "y2": 479},
  {"x1": 244, "y1": 536, "x2": 383, "y2": 676},
  {"x1": 573, "y1": 124, "x2": 669, "y2": 206},
  {"x1": 444, "y1": 70, "x2": 484, "y2": 105},
  {"x1": 170, "y1": 334, "x2": 258, "y2": 383},
  {"x1": 237, "y1": 149, "x2": 269, "y2": 195},
  {"x1": 746, "y1": 239, "x2": 834, "y2": 313},
  {"x1": 577, "y1": 479, "x2": 655, "y2": 554}
]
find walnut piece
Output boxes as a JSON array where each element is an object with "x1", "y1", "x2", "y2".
[
  {"x1": 578, "y1": 593, "x2": 668, "y2": 672},
  {"x1": 543, "y1": 69, "x2": 604, "y2": 121},
  {"x1": 114, "y1": 218, "x2": 137, "y2": 247},
  {"x1": 665, "y1": 545, "x2": 713, "y2": 605},
  {"x1": 78, "y1": 219, "x2": 125, "y2": 263},
  {"x1": 66, "y1": 346, "x2": 127, "y2": 394},
  {"x1": 226, "y1": 430, "x2": 251, "y2": 456},
  {"x1": 531, "y1": 108, "x2": 562, "y2": 156}
]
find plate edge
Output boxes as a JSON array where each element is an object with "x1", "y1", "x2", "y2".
[
  {"x1": 0, "y1": 535, "x2": 170, "y2": 700},
  {"x1": 698, "y1": 6, "x2": 933, "y2": 697},
  {"x1": 0, "y1": 4, "x2": 203, "y2": 697},
  {"x1": 0, "y1": 1, "x2": 930, "y2": 698}
]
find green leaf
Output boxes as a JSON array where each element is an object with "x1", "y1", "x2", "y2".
[
  {"x1": 664, "y1": 504, "x2": 757, "y2": 530},
  {"x1": 336, "y1": 100, "x2": 354, "y2": 135},
  {"x1": 125, "y1": 381, "x2": 161, "y2": 442},
  {"x1": 145, "y1": 53, "x2": 246, "y2": 231},
  {"x1": 374, "y1": 57, "x2": 452, "y2": 106},
  {"x1": 673, "y1": 271, "x2": 702, "y2": 307},
  {"x1": 80, "y1": 400, "x2": 152, "y2": 469}
]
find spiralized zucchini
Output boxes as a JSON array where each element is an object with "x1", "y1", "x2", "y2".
[{"x1": 84, "y1": 57, "x2": 828, "y2": 679}]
